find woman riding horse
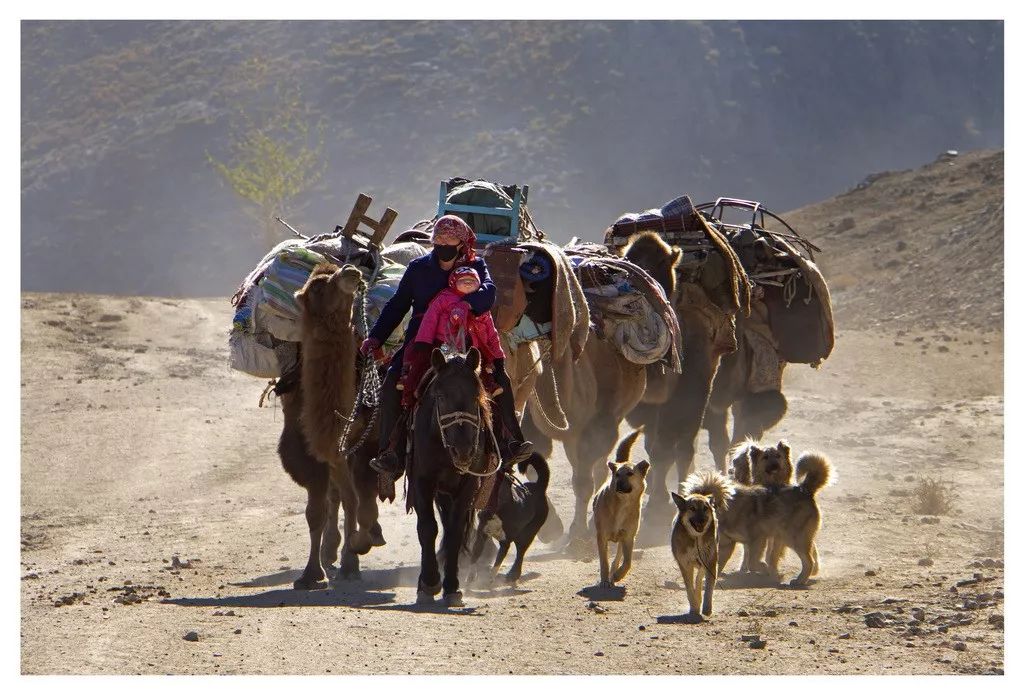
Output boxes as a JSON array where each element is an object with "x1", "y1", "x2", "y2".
[{"x1": 359, "y1": 215, "x2": 533, "y2": 479}]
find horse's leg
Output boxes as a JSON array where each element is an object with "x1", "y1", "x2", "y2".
[
  {"x1": 413, "y1": 478, "x2": 441, "y2": 602},
  {"x1": 705, "y1": 406, "x2": 732, "y2": 474},
  {"x1": 441, "y1": 485, "x2": 475, "y2": 606},
  {"x1": 294, "y1": 480, "x2": 329, "y2": 590},
  {"x1": 321, "y1": 483, "x2": 341, "y2": 568}
]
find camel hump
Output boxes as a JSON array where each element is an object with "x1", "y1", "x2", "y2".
[{"x1": 614, "y1": 426, "x2": 644, "y2": 463}]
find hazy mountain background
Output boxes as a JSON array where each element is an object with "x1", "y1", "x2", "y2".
[{"x1": 21, "y1": 20, "x2": 1003, "y2": 297}]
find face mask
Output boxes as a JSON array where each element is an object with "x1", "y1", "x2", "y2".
[{"x1": 434, "y1": 244, "x2": 460, "y2": 262}]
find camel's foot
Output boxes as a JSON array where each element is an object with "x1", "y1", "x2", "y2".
[
  {"x1": 369, "y1": 522, "x2": 386, "y2": 547},
  {"x1": 416, "y1": 591, "x2": 435, "y2": 605},
  {"x1": 443, "y1": 591, "x2": 465, "y2": 608},
  {"x1": 321, "y1": 526, "x2": 342, "y2": 567},
  {"x1": 560, "y1": 533, "x2": 594, "y2": 560},
  {"x1": 349, "y1": 529, "x2": 374, "y2": 556},
  {"x1": 293, "y1": 568, "x2": 329, "y2": 591},
  {"x1": 335, "y1": 550, "x2": 361, "y2": 581}
]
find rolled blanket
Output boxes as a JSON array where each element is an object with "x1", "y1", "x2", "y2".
[{"x1": 566, "y1": 244, "x2": 683, "y2": 373}]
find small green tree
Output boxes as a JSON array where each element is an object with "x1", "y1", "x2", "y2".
[{"x1": 208, "y1": 83, "x2": 327, "y2": 247}]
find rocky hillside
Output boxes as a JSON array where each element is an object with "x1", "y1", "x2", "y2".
[
  {"x1": 21, "y1": 20, "x2": 1002, "y2": 297},
  {"x1": 784, "y1": 149, "x2": 1003, "y2": 333}
]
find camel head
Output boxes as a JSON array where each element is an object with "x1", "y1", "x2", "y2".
[
  {"x1": 623, "y1": 232, "x2": 682, "y2": 301},
  {"x1": 295, "y1": 263, "x2": 363, "y2": 325}
]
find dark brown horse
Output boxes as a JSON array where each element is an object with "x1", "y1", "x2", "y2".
[{"x1": 409, "y1": 347, "x2": 494, "y2": 606}]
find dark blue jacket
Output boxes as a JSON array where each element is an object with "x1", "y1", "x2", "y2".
[{"x1": 369, "y1": 250, "x2": 496, "y2": 351}]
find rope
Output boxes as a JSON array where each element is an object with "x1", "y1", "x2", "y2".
[
  {"x1": 338, "y1": 280, "x2": 384, "y2": 457},
  {"x1": 528, "y1": 342, "x2": 570, "y2": 433},
  {"x1": 258, "y1": 379, "x2": 277, "y2": 408}
]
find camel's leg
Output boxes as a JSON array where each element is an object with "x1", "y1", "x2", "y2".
[
  {"x1": 564, "y1": 436, "x2": 594, "y2": 541},
  {"x1": 570, "y1": 419, "x2": 619, "y2": 540},
  {"x1": 413, "y1": 478, "x2": 441, "y2": 602},
  {"x1": 294, "y1": 482, "x2": 329, "y2": 590},
  {"x1": 332, "y1": 464, "x2": 364, "y2": 580},
  {"x1": 321, "y1": 483, "x2": 342, "y2": 568},
  {"x1": 733, "y1": 390, "x2": 788, "y2": 445},
  {"x1": 705, "y1": 407, "x2": 732, "y2": 474}
]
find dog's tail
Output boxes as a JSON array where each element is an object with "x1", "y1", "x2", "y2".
[
  {"x1": 518, "y1": 453, "x2": 550, "y2": 492},
  {"x1": 614, "y1": 426, "x2": 644, "y2": 463},
  {"x1": 796, "y1": 452, "x2": 832, "y2": 496},
  {"x1": 682, "y1": 469, "x2": 736, "y2": 511}
]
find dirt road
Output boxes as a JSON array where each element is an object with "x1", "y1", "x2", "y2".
[{"x1": 19, "y1": 292, "x2": 1003, "y2": 674}]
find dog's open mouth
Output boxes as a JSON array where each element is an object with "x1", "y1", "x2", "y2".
[
  {"x1": 688, "y1": 515, "x2": 707, "y2": 533},
  {"x1": 616, "y1": 483, "x2": 633, "y2": 494}
]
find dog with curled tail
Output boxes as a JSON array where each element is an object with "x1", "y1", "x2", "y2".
[
  {"x1": 672, "y1": 470, "x2": 735, "y2": 620},
  {"x1": 591, "y1": 428, "x2": 649, "y2": 588}
]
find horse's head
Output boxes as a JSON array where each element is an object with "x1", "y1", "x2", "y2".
[{"x1": 428, "y1": 346, "x2": 491, "y2": 470}]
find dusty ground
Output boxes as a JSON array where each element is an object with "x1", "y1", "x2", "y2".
[{"x1": 20, "y1": 290, "x2": 1003, "y2": 674}]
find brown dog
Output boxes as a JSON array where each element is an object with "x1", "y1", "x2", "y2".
[
  {"x1": 672, "y1": 471, "x2": 734, "y2": 620},
  {"x1": 718, "y1": 452, "x2": 832, "y2": 586},
  {"x1": 591, "y1": 428, "x2": 649, "y2": 588},
  {"x1": 728, "y1": 439, "x2": 795, "y2": 572}
]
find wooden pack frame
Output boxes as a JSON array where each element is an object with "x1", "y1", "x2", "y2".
[{"x1": 335, "y1": 193, "x2": 398, "y2": 250}]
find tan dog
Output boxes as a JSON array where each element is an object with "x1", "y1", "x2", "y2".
[
  {"x1": 672, "y1": 471, "x2": 734, "y2": 620},
  {"x1": 718, "y1": 452, "x2": 832, "y2": 586},
  {"x1": 728, "y1": 439, "x2": 795, "y2": 571},
  {"x1": 591, "y1": 428, "x2": 649, "y2": 587}
]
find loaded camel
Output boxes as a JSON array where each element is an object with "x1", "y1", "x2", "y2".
[
  {"x1": 621, "y1": 230, "x2": 750, "y2": 524},
  {"x1": 278, "y1": 262, "x2": 383, "y2": 589}
]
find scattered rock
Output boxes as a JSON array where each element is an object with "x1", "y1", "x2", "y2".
[
  {"x1": 865, "y1": 570, "x2": 877, "y2": 577},
  {"x1": 918, "y1": 558, "x2": 934, "y2": 567},
  {"x1": 988, "y1": 614, "x2": 1004, "y2": 629},
  {"x1": 183, "y1": 631, "x2": 199, "y2": 642},
  {"x1": 594, "y1": 651, "x2": 604, "y2": 657},
  {"x1": 586, "y1": 601, "x2": 607, "y2": 614},
  {"x1": 839, "y1": 632, "x2": 851, "y2": 639},
  {"x1": 763, "y1": 609, "x2": 778, "y2": 617},
  {"x1": 234, "y1": 628, "x2": 242, "y2": 635},
  {"x1": 952, "y1": 641, "x2": 967, "y2": 652},
  {"x1": 748, "y1": 639, "x2": 767, "y2": 649},
  {"x1": 864, "y1": 612, "x2": 887, "y2": 628}
]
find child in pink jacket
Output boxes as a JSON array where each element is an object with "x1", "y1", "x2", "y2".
[{"x1": 400, "y1": 266, "x2": 504, "y2": 407}]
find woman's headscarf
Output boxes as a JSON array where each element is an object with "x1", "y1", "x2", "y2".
[{"x1": 432, "y1": 215, "x2": 477, "y2": 262}]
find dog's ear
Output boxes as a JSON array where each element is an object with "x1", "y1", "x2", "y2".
[
  {"x1": 635, "y1": 460, "x2": 650, "y2": 477},
  {"x1": 732, "y1": 451, "x2": 752, "y2": 484},
  {"x1": 608, "y1": 461, "x2": 617, "y2": 474},
  {"x1": 670, "y1": 491, "x2": 686, "y2": 509},
  {"x1": 431, "y1": 347, "x2": 446, "y2": 373},
  {"x1": 777, "y1": 440, "x2": 790, "y2": 458}
]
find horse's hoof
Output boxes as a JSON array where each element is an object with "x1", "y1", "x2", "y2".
[
  {"x1": 293, "y1": 575, "x2": 328, "y2": 591},
  {"x1": 416, "y1": 591, "x2": 436, "y2": 605},
  {"x1": 349, "y1": 530, "x2": 373, "y2": 556},
  {"x1": 443, "y1": 591, "x2": 465, "y2": 608}
]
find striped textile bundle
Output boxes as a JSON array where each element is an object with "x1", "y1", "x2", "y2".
[{"x1": 258, "y1": 247, "x2": 331, "y2": 319}]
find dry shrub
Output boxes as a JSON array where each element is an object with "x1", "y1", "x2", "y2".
[{"x1": 913, "y1": 478, "x2": 954, "y2": 515}]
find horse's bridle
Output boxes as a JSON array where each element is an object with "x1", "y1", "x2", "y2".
[{"x1": 432, "y1": 392, "x2": 499, "y2": 478}]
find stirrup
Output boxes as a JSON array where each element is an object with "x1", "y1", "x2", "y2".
[
  {"x1": 501, "y1": 440, "x2": 533, "y2": 468},
  {"x1": 369, "y1": 450, "x2": 402, "y2": 476}
]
